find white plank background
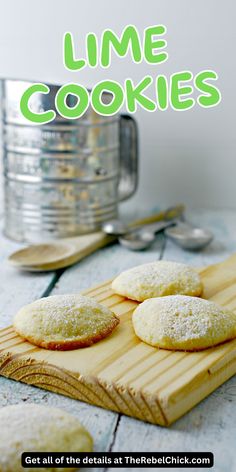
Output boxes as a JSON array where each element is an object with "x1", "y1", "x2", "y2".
[{"x1": 0, "y1": 209, "x2": 236, "y2": 472}]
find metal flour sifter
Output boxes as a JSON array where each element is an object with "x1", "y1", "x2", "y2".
[{"x1": 2, "y1": 79, "x2": 138, "y2": 242}]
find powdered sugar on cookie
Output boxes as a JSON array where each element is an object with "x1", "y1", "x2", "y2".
[
  {"x1": 133, "y1": 295, "x2": 236, "y2": 350},
  {"x1": 14, "y1": 294, "x2": 119, "y2": 350},
  {"x1": 0, "y1": 404, "x2": 92, "y2": 472},
  {"x1": 112, "y1": 261, "x2": 203, "y2": 302}
]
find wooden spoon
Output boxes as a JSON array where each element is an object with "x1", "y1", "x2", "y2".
[{"x1": 8, "y1": 205, "x2": 185, "y2": 271}]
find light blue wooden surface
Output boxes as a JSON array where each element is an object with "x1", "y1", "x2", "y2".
[{"x1": 0, "y1": 209, "x2": 236, "y2": 472}]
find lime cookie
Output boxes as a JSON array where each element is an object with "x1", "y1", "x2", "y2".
[
  {"x1": 112, "y1": 261, "x2": 203, "y2": 302},
  {"x1": 14, "y1": 294, "x2": 119, "y2": 350},
  {"x1": 0, "y1": 403, "x2": 93, "y2": 472},
  {"x1": 132, "y1": 295, "x2": 236, "y2": 351}
]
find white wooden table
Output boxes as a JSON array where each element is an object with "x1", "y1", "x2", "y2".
[{"x1": 0, "y1": 209, "x2": 236, "y2": 472}]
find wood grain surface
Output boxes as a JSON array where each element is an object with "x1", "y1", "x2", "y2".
[
  {"x1": 1, "y1": 253, "x2": 236, "y2": 427},
  {"x1": 1, "y1": 210, "x2": 236, "y2": 471}
]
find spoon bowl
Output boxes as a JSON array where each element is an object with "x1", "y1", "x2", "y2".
[
  {"x1": 119, "y1": 231, "x2": 155, "y2": 251},
  {"x1": 8, "y1": 242, "x2": 77, "y2": 268},
  {"x1": 165, "y1": 225, "x2": 213, "y2": 250},
  {"x1": 102, "y1": 219, "x2": 129, "y2": 236},
  {"x1": 119, "y1": 220, "x2": 176, "y2": 251}
]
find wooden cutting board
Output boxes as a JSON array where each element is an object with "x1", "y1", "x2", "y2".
[{"x1": 1, "y1": 254, "x2": 236, "y2": 426}]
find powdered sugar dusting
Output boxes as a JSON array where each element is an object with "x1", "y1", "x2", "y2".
[
  {"x1": 112, "y1": 261, "x2": 202, "y2": 301},
  {"x1": 0, "y1": 403, "x2": 92, "y2": 471},
  {"x1": 133, "y1": 295, "x2": 236, "y2": 350},
  {"x1": 14, "y1": 294, "x2": 119, "y2": 347}
]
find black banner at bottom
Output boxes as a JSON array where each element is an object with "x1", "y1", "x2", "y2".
[{"x1": 22, "y1": 452, "x2": 214, "y2": 468}]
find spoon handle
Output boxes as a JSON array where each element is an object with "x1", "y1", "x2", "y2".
[
  {"x1": 128, "y1": 204, "x2": 185, "y2": 229},
  {"x1": 139, "y1": 219, "x2": 178, "y2": 235}
]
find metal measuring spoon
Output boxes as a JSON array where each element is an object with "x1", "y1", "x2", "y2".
[
  {"x1": 119, "y1": 220, "x2": 213, "y2": 252},
  {"x1": 118, "y1": 220, "x2": 177, "y2": 250},
  {"x1": 165, "y1": 223, "x2": 213, "y2": 250},
  {"x1": 102, "y1": 219, "x2": 129, "y2": 236},
  {"x1": 102, "y1": 205, "x2": 185, "y2": 237}
]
